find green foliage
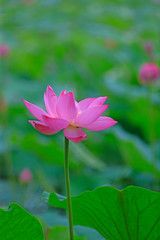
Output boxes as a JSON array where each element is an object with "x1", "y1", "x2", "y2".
[
  {"x1": 0, "y1": 203, "x2": 44, "y2": 240},
  {"x1": 44, "y1": 226, "x2": 86, "y2": 240},
  {"x1": 112, "y1": 127, "x2": 159, "y2": 174},
  {"x1": 44, "y1": 186, "x2": 160, "y2": 240},
  {"x1": 1, "y1": 0, "x2": 160, "y2": 191},
  {"x1": 1, "y1": 0, "x2": 160, "y2": 239}
]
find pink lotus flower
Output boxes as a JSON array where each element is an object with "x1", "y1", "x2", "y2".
[
  {"x1": 0, "y1": 43, "x2": 10, "y2": 57},
  {"x1": 19, "y1": 168, "x2": 33, "y2": 183},
  {"x1": 23, "y1": 86, "x2": 117, "y2": 143},
  {"x1": 139, "y1": 63, "x2": 159, "y2": 84}
]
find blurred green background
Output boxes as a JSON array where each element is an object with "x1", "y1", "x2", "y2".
[{"x1": 0, "y1": 0, "x2": 160, "y2": 239}]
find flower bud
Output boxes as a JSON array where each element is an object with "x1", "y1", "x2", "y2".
[
  {"x1": 139, "y1": 63, "x2": 159, "y2": 84},
  {"x1": 0, "y1": 44, "x2": 10, "y2": 57},
  {"x1": 19, "y1": 168, "x2": 33, "y2": 184},
  {"x1": 143, "y1": 42, "x2": 153, "y2": 55},
  {"x1": 0, "y1": 100, "x2": 7, "y2": 112},
  {"x1": 104, "y1": 38, "x2": 117, "y2": 49}
]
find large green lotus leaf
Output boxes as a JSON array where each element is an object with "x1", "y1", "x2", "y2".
[
  {"x1": 0, "y1": 203, "x2": 44, "y2": 240},
  {"x1": 43, "y1": 186, "x2": 160, "y2": 240}
]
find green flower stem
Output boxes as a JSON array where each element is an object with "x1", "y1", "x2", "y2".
[{"x1": 64, "y1": 137, "x2": 74, "y2": 240}]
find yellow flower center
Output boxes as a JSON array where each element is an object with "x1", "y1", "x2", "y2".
[{"x1": 78, "y1": 110, "x2": 82, "y2": 116}]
